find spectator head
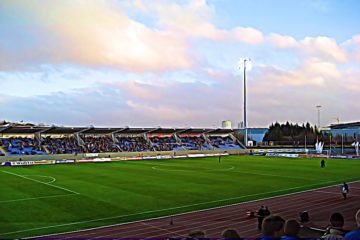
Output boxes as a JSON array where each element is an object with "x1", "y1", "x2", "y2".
[
  {"x1": 284, "y1": 219, "x2": 300, "y2": 237},
  {"x1": 356, "y1": 209, "x2": 360, "y2": 226},
  {"x1": 187, "y1": 230, "x2": 205, "y2": 239},
  {"x1": 262, "y1": 216, "x2": 276, "y2": 237},
  {"x1": 330, "y1": 212, "x2": 344, "y2": 228},
  {"x1": 272, "y1": 215, "x2": 285, "y2": 237},
  {"x1": 222, "y1": 229, "x2": 241, "y2": 239}
]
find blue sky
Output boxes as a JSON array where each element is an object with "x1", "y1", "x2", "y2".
[
  {"x1": 0, "y1": 0, "x2": 359, "y2": 128},
  {"x1": 211, "y1": 0, "x2": 360, "y2": 41}
]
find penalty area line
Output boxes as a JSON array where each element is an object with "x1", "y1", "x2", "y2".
[{"x1": 0, "y1": 170, "x2": 79, "y2": 195}]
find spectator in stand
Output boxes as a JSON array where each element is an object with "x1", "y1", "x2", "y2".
[
  {"x1": 272, "y1": 215, "x2": 285, "y2": 238},
  {"x1": 261, "y1": 216, "x2": 277, "y2": 240},
  {"x1": 222, "y1": 229, "x2": 241, "y2": 239},
  {"x1": 187, "y1": 230, "x2": 206, "y2": 239},
  {"x1": 322, "y1": 212, "x2": 347, "y2": 239},
  {"x1": 283, "y1": 219, "x2": 300, "y2": 240},
  {"x1": 221, "y1": 229, "x2": 241, "y2": 240},
  {"x1": 345, "y1": 209, "x2": 360, "y2": 240}
]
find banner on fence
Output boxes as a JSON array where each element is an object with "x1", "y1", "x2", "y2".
[
  {"x1": 84, "y1": 153, "x2": 99, "y2": 158},
  {"x1": 55, "y1": 160, "x2": 75, "y2": 164},
  {"x1": 265, "y1": 153, "x2": 299, "y2": 158},
  {"x1": 76, "y1": 158, "x2": 111, "y2": 163},
  {"x1": 33, "y1": 160, "x2": 56, "y2": 165},
  {"x1": 93, "y1": 158, "x2": 111, "y2": 162},
  {"x1": 10, "y1": 161, "x2": 35, "y2": 166}
]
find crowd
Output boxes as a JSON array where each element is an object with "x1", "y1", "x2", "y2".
[
  {"x1": 209, "y1": 136, "x2": 239, "y2": 149},
  {"x1": 0, "y1": 135, "x2": 242, "y2": 155},
  {"x1": 84, "y1": 136, "x2": 119, "y2": 153},
  {"x1": 0, "y1": 137, "x2": 46, "y2": 155},
  {"x1": 42, "y1": 136, "x2": 84, "y2": 154},
  {"x1": 178, "y1": 136, "x2": 209, "y2": 150},
  {"x1": 173, "y1": 209, "x2": 360, "y2": 239},
  {"x1": 117, "y1": 136, "x2": 152, "y2": 152},
  {"x1": 150, "y1": 136, "x2": 180, "y2": 151}
]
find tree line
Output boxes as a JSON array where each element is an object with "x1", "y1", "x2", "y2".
[{"x1": 263, "y1": 122, "x2": 354, "y2": 145}]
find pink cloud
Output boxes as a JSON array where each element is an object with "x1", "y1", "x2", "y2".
[
  {"x1": 232, "y1": 27, "x2": 265, "y2": 45},
  {"x1": 267, "y1": 33, "x2": 298, "y2": 48},
  {"x1": 342, "y1": 35, "x2": 360, "y2": 63},
  {"x1": 0, "y1": 0, "x2": 194, "y2": 72},
  {"x1": 300, "y1": 36, "x2": 347, "y2": 63},
  {"x1": 261, "y1": 58, "x2": 342, "y2": 86}
]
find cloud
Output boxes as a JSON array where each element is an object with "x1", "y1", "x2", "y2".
[
  {"x1": 342, "y1": 35, "x2": 360, "y2": 63},
  {"x1": 232, "y1": 27, "x2": 265, "y2": 45},
  {"x1": 152, "y1": 0, "x2": 226, "y2": 41},
  {"x1": 300, "y1": 36, "x2": 347, "y2": 63},
  {"x1": 0, "y1": 0, "x2": 193, "y2": 72},
  {"x1": 133, "y1": 0, "x2": 264, "y2": 44},
  {"x1": 260, "y1": 58, "x2": 342, "y2": 86},
  {"x1": 268, "y1": 33, "x2": 298, "y2": 48},
  {"x1": 0, "y1": 0, "x2": 359, "y2": 128},
  {"x1": 268, "y1": 34, "x2": 347, "y2": 63},
  {"x1": 1, "y1": 60, "x2": 359, "y2": 128}
]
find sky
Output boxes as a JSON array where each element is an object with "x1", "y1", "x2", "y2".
[{"x1": 0, "y1": 0, "x2": 359, "y2": 128}]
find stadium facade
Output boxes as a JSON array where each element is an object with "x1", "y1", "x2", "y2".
[
  {"x1": 321, "y1": 122, "x2": 360, "y2": 139},
  {"x1": 0, "y1": 126, "x2": 245, "y2": 158}
]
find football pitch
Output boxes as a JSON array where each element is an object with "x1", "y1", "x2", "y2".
[{"x1": 0, "y1": 156, "x2": 359, "y2": 239}]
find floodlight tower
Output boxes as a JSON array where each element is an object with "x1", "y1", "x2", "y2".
[
  {"x1": 239, "y1": 58, "x2": 251, "y2": 146},
  {"x1": 316, "y1": 105, "x2": 322, "y2": 129}
]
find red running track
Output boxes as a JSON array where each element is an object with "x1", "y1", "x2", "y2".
[{"x1": 37, "y1": 182, "x2": 360, "y2": 239}]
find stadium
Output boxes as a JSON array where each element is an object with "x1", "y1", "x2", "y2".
[
  {"x1": 1, "y1": 1, "x2": 360, "y2": 239},
  {"x1": 0, "y1": 123, "x2": 359, "y2": 238}
]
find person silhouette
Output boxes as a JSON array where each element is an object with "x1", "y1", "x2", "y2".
[{"x1": 342, "y1": 182, "x2": 349, "y2": 200}]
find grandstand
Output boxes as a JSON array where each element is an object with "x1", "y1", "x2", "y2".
[{"x1": 0, "y1": 126, "x2": 244, "y2": 156}]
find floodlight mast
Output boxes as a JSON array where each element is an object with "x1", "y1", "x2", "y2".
[
  {"x1": 316, "y1": 105, "x2": 322, "y2": 129},
  {"x1": 240, "y1": 58, "x2": 251, "y2": 146}
]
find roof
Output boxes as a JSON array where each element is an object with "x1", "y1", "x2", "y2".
[
  {"x1": 81, "y1": 128, "x2": 123, "y2": 134},
  {"x1": 42, "y1": 127, "x2": 87, "y2": 134},
  {"x1": 330, "y1": 122, "x2": 360, "y2": 129},
  {"x1": 0, "y1": 126, "x2": 46, "y2": 134},
  {"x1": 0, "y1": 126, "x2": 237, "y2": 135}
]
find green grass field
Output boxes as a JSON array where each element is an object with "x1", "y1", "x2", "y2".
[{"x1": 0, "y1": 155, "x2": 359, "y2": 239}]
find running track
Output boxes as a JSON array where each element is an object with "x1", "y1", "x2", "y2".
[{"x1": 37, "y1": 182, "x2": 360, "y2": 239}]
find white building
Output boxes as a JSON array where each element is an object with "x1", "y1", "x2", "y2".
[{"x1": 221, "y1": 120, "x2": 232, "y2": 129}]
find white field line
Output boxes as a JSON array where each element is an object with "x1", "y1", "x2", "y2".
[
  {"x1": 151, "y1": 165, "x2": 235, "y2": 172},
  {"x1": 231, "y1": 169, "x2": 312, "y2": 181},
  {"x1": 15, "y1": 179, "x2": 360, "y2": 239},
  {"x1": 0, "y1": 170, "x2": 79, "y2": 195},
  {"x1": 23, "y1": 175, "x2": 56, "y2": 184},
  {"x1": 146, "y1": 161, "x2": 311, "y2": 181},
  {"x1": 0, "y1": 193, "x2": 77, "y2": 204}
]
